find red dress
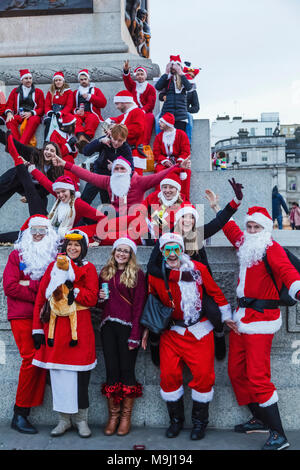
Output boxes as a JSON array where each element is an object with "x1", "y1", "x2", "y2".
[{"x1": 32, "y1": 260, "x2": 99, "y2": 371}]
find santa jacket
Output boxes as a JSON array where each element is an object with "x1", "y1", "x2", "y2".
[
  {"x1": 3, "y1": 250, "x2": 40, "y2": 321},
  {"x1": 64, "y1": 160, "x2": 179, "y2": 217},
  {"x1": 153, "y1": 129, "x2": 191, "y2": 165},
  {"x1": 148, "y1": 260, "x2": 232, "y2": 340},
  {"x1": 223, "y1": 220, "x2": 300, "y2": 334},
  {"x1": 32, "y1": 260, "x2": 98, "y2": 370},
  {"x1": 5, "y1": 86, "x2": 45, "y2": 118},
  {"x1": 48, "y1": 128, "x2": 78, "y2": 159},
  {"x1": 123, "y1": 72, "x2": 156, "y2": 114},
  {"x1": 30, "y1": 168, "x2": 105, "y2": 228},
  {"x1": 73, "y1": 86, "x2": 107, "y2": 122},
  {"x1": 109, "y1": 106, "x2": 145, "y2": 148},
  {"x1": 45, "y1": 88, "x2": 74, "y2": 117}
]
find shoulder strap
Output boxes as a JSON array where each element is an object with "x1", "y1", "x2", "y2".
[
  {"x1": 113, "y1": 275, "x2": 133, "y2": 307},
  {"x1": 162, "y1": 261, "x2": 175, "y2": 308},
  {"x1": 263, "y1": 253, "x2": 280, "y2": 296}
]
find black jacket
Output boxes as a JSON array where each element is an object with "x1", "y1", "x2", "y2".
[
  {"x1": 83, "y1": 136, "x2": 134, "y2": 174},
  {"x1": 155, "y1": 73, "x2": 192, "y2": 122}
]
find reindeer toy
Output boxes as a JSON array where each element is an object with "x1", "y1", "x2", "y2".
[{"x1": 46, "y1": 254, "x2": 78, "y2": 347}]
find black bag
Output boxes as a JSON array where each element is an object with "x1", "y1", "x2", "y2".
[
  {"x1": 141, "y1": 263, "x2": 174, "y2": 335},
  {"x1": 263, "y1": 248, "x2": 300, "y2": 307},
  {"x1": 40, "y1": 300, "x2": 51, "y2": 323}
]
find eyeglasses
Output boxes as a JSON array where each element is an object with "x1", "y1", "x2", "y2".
[
  {"x1": 115, "y1": 248, "x2": 131, "y2": 255},
  {"x1": 30, "y1": 227, "x2": 48, "y2": 235},
  {"x1": 163, "y1": 244, "x2": 182, "y2": 259}
]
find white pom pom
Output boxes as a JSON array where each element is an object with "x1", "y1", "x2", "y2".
[{"x1": 180, "y1": 172, "x2": 187, "y2": 181}]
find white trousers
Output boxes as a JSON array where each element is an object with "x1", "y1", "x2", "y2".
[{"x1": 50, "y1": 369, "x2": 78, "y2": 414}]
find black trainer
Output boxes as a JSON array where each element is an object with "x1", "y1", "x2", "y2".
[
  {"x1": 234, "y1": 417, "x2": 269, "y2": 434},
  {"x1": 262, "y1": 431, "x2": 290, "y2": 450},
  {"x1": 11, "y1": 414, "x2": 38, "y2": 434}
]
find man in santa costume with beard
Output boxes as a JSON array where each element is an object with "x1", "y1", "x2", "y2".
[
  {"x1": 73, "y1": 69, "x2": 107, "y2": 153},
  {"x1": 223, "y1": 206, "x2": 300, "y2": 450},
  {"x1": 5, "y1": 69, "x2": 45, "y2": 145},
  {"x1": 105, "y1": 90, "x2": 146, "y2": 174},
  {"x1": 147, "y1": 233, "x2": 234, "y2": 441},
  {"x1": 3, "y1": 214, "x2": 59, "y2": 434},
  {"x1": 123, "y1": 60, "x2": 156, "y2": 145}
]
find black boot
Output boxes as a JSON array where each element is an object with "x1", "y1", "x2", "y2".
[
  {"x1": 11, "y1": 407, "x2": 37, "y2": 434},
  {"x1": 214, "y1": 331, "x2": 226, "y2": 361},
  {"x1": 234, "y1": 403, "x2": 269, "y2": 433},
  {"x1": 165, "y1": 397, "x2": 184, "y2": 438},
  {"x1": 190, "y1": 401, "x2": 209, "y2": 440},
  {"x1": 260, "y1": 403, "x2": 290, "y2": 450}
]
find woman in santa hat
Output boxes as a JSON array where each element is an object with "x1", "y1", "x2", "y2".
[
  {"x1": 98, "y1": 237, "x2": 147, "y2": 436},
  {"x1": 147, "y1": 232, "x2": 234, "y2": 441},
  {"x1": 44, "y1": 71, "x2": 74, "y2": 141},
  {"x1": 3, "y1": 214, "x2": 59, "y2": 434},
  {"x1": 32, "y1": 229, "x2": 98, "y2": 438}
]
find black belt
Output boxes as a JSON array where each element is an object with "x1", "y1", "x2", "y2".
[
  {"x1": 237, "y1": 297, "x2": 279, "y2": 313},
  {"x1": 170, "y1": 317, "x2": 201, "y2": 328}
]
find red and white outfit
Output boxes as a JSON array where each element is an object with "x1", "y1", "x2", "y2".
[
  {"x1": 5, "y1": 70, "x2": 45, "y2": 145},
  {"x1": 107, "y1": 91, "x2": 146, "y2": 174},
  {"x1": 32, "y1": 258, "x2": 99, "y2": 413},
  {"x1": 148, "y1": 235, "x2": 232, "y2": 403},
  {"x1": 74, "y1": 69, "x2": 107, "y2": 140},
  {"x1": 123, "y1": 67, "x2": 156, "y2": 145},
  {"x1": 0, "y1": 91, "x2": 6, "y2": 125},
  {"x1": 223, "y1": 207, "x2": 300, "y2": 407},
  {"x1": 45, "y1": 73, "x2": 74, "y2": 119}
]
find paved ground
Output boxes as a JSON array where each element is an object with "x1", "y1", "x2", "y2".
[{"x1": 0, "y1": 425, "x2": 299, "y2": 451}]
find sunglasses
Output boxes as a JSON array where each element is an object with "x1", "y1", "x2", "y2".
[
  {"x1": 163, "y1": 244, "x2": 183, "y2": 259},
  {"x1": 115, "y1": 248, "x2": 131, "y2": 255},
  {"x1": 30, "y1": 227, "x2": 48, "y2": 235}
]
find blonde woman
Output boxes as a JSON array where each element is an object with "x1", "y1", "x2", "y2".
[
  {"x1": 98, "y1": 237, "x2": 147, "y2": 436},
  {"x1": 44, "y1": 71, "x2": 73, "y2": 141}
]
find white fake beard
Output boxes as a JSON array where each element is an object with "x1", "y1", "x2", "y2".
[
  {"x1": 178, "y1": 253, "x2": 202, "y2": 325},
  {"x1": 162, "y1": 129, "x2": 176, "y2": 155},
  {"x1": 237, "y1": 230, "x2": 273, "y2": 268},
  {"x1": 110, "y1": 172, "x2": 131, "y2": 198},
  {"x1": 15, "y1": 228, "x2": 59, "y2": 280},
  {"x1": 158, "y1": 190, "x2": 179, "y2": 208},
  {"x1": 56, "y1": 201, "x2": 72, "y2": 223},
  {"x1": 136, "y1": 81, "x2": 148, "y2": 94},
  {"x1": 78, "y1": 85, "x2": 90, "y2": 95}
]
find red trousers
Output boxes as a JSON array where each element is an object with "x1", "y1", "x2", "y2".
[
  {"x1": 7, "y1": 115, "x2": 41, "y2": 145},
  {"x1": 228, "y1": 330, "x2": 276, "y2": 406},
  {"x1": 143, "y1": 112, "x2": 155, "y2": 145},
  {"x1": 75, "y1": 112, "x2": 100, "y2": 139},
  {"x1": 10, "y1": 319, "x2": 47, "y2": 408},
  {"x1": 160, "y1": 329, "x2": 215, "y2": 396}
]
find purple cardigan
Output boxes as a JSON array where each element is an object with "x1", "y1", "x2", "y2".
[{"x1": 99, "y1": 269, "x2": 147, "y2": 348}]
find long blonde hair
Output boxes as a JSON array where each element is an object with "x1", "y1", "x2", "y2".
[
  {"x1": 49, "y1": 82, "x2": 71, "y2": 97},
  {"x1": 101, "y1": 249, "x2": 140, "y2": 289}
]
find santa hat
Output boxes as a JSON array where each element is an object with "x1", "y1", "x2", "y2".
[
  {"x1": 159, "y1": 112, "x2": 175, "y2": 128},
  {"x1": 159, "y1": 232, "x2": 185, "y2": 251},
  {"x1": 65, "y1": 229, "x2": 89, "y2": 248},
  {"x1": 20, "y1": 69, "x2": 32, "y2": 81},
  {"x1": 114, "y1": 90, "x2": 135, "y2": 104},
  {"x1": 20, "y1": 214, "x2": 51, "y2": 231},
  {"x1": 59, "y1": 113, "x2": 77, "y2": 126},
  {"x1": 175, "y1": 204, "x2": 200, "y2": 227},
  {"x1": 111, "y1": 156, "x2": 132, "y2": 174},
  {"x1": 52, "y1": 176, "x2": 80, "y2": 196},
  {"x1": 160, "y1": 171, "x2": 188, "y2": 192},
  {"x1": 170, "y1": 55, "x2": 182, "y2": 66},
  {"x1": 53, "y1": 71, "x2": 65, "y2": 81},
  {"x1": 134, "y1": 66, "x2": 147, "y2": 77},
  {"x1": 113, "y1": 237, "x2": 137, "y2": 255},
  {"x1": 183, "y1": 63, "x2": 200, "y2": 80},
  {"x1": 78, "y1": 69, "x2": 90, "y2": 80},
  {"x1": 245, "y1": 206, "x2": 273, "y2": 233}
]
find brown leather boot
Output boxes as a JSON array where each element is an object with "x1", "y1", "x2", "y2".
[
  {"x1": 117, "y1": 398, "x2": 135, "y2": 436},
  {"x1": 104, "y1": 398, "x2": 121, "y2": 436}
]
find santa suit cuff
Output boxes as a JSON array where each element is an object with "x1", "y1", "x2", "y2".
[
  {"x1": 259, "y1": 391, "x2": 278, "y2": 408},
  {"x1": 31, "y1": 110, "x2": 36, "y2": 116},
  {"x1": 191, "y1": 388, "x2": 214, "y2": 403},
  {"x1": 289, "y1": 281, "x2": 300, "y2": 300},
  {"x1": 105, "y1": 118, "x2": 113, "y2": 124},
  {"x1": 27, "y1": 164, "x2": 36, "y2": 174},
  {"x1": 64, "y1": 161, "x2": 73, "y2": 171},
  {"x1": 161, "y1": 159, "x2": 170, "y2": 165},
  {"x1": 219, "y1": 304, "x2": 232, "y2": 322},
  {"x1": 74, "y1": 288, "x2": 80, "y2": 298},
  {"x1": 32, "y1": 329, "x2": 44, "y2": 335},
  {"x1": 128, "y1": 339, "x2": 140, "y2": 349},
  {"x1": 160, "y1": 385, "x2": 184, "y2": 402},
  {"x1": 229, "y1": 198, "x2": 241, "y2": 209},
  {"x1": 5, "y1": 109, "x2": 13, "y2": 115}
]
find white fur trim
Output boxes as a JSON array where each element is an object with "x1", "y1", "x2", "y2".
[
  {"x1": 160, "y1": 178, "x2": 181, "y2": 191},
  {"x1": 32, "y1": 359, "x2": 97, "y2": 371},
  {"x1": 159, "y1": 232, "x2": 185, "y2": 251},
  {"x1": 237, "y1": 314, "x2": 282, "y2": 335},
  {"x1": 74, "y1": 288, "x2": 80, "y2": 298},
  {"x1": 32, "y1": 329, "x2": 44, "y2": 335},
  {"x1": 159, "y1": 117, "x2": 174, "y2": 128},
  {"x1": 191, "y1": 388, "x2": 214, "y2": 403},
  {"x1": 114, "y1": 95, "x2": 134, "y2": 103},
  {"x1": 160, "y1": 385, "x2": 184, "y2": 402},
  {"x1": 20, "y1": 73, "x2": 32, "y2": 81},
  {"x1": 171, "y1": 320, "x2": 214, "y2": 341},
  {"x1": 219, "y1": 304, "x2": 232, "y2": 322},
  {"x1": 259, "y1": 391, "x2": 279, "y2": 408},
  {"x1": 245, "y1": 213, "x2": 273, "y2": 233},
  {"x1": 288, "y1": 281, "x2": 300, "y2": 300},
  {"x1": 112, "y1": 158, "x2": 131, "y2": 174},
  {"x1": 113, "y1": 237, "x2": 137, "y2": 255},
  {"x1": 179, "y1": 172, "x2": 187, "y2": 180},
  {"x1": 52, "y1": 182, "x2": 75, "y2": 192},
  {"x1": 28, "y1": 216, "x2": 51, "y2": 228},
  {"x1": 78, "y1": 71, "x2": 90, "y2": 80},
  {"x1": 100, "y1": 317, "x2": 132, "y2": 329},
  {"x1": 175, "y1": 206, "x2": 199, "y2": 227}
]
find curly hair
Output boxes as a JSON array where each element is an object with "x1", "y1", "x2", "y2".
[{"x1": 101, "y1": 249, "x2": 140, "y2": 289}]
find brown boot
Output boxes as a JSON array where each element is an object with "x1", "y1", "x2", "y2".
[
  {"x1": 117, "y1": 398, "x2": 135, "y2": 436},
  {"x1": 104, "y1": 398, "x2": 121, "y2": 436}
]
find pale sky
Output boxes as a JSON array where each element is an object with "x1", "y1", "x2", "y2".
[{"x1": 150, "y1": 0, "x2": 300, "y2": 125}]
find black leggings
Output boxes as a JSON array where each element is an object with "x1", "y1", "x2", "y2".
[
  {"x1": 101, "y1": 321, "x2": 139, "y2": 386},
  {"x1": 78, "y1": 370, "x2": 91, "y2": 409}
]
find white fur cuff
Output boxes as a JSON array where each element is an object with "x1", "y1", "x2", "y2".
[
  {"x1": 259, "y1": 391, "x2": 278, "y2": 408},
  {"x1": 289, "y1": 281, "x2": 300, "y2": 300},
  {"x1": 219, "y1": 304, "x2": 232, "y2": 322},
  {"x1": 191, "y1": 388, "x2": 214, "y2": 403},
  {"x1": 160, "y1": 385, "x2": 184, "y2": 402}
]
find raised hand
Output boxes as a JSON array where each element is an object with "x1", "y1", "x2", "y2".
[
  {"x1": 124, "y1": 60, "x2": 130, "y2": 73},
  {"x1": 52, "y1": 155, "x2": 66, "y2": 167},
  {"x1": 205, "y1": 189, "x2": 220, "y2": 213},
  {"x1": 228, "y1": 178, "x2": 244, "y2": 201},
  {"x1": 180, "y1": 156, "x2": 191, "y2": 169}
]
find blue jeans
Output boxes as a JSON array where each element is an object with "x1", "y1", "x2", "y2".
[
  {"x1": 185, "y1": 113, "x2": 193, "y2": 144},
  {"x1": 274, "y1": 215, "x2": 283, "y2": 229}
]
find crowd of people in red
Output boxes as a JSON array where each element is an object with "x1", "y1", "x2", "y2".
[{"x1": 1, "y1": 57, "x2": 300, "y2": 452}]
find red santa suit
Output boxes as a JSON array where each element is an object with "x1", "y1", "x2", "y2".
[
  {"x1": 223, "y1": 207, "x2": 300, "y2": 408},
  {"x1": 5, "y1": 70, "x2": 45, "y2": 145},
  {"x1": 108, "y1": 91, "x2": 146, "y2": 174},
  {"x1": 123, "y1": 67, "x2": 156, "y2": 145},
  {"x1": 0, "y1": 91, "x2": 6, "y2": 125},
  {"x1": 148, "y1": 233, "x2": 232, "y2": 403},
  {"x1": 45, "y1": 88, "x2": 74, "y2": 118},
  {"x1": 73, "y1": 71, "x2": 107, "y2": 140}
]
